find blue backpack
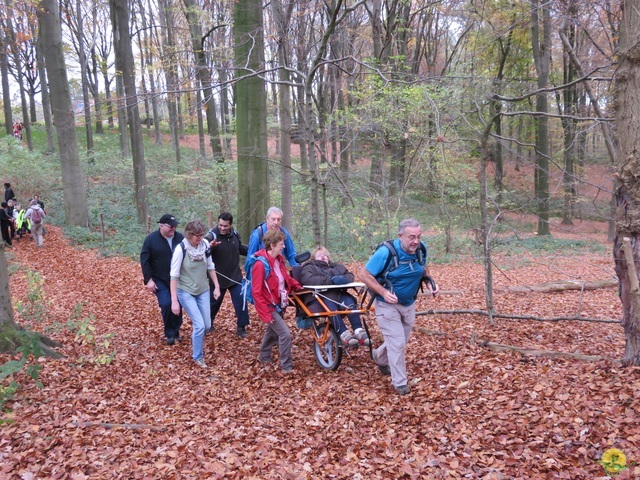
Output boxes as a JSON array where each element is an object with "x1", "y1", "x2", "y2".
[{"x1": 241, "y1": 254, "x2": 271, "y2": 308}]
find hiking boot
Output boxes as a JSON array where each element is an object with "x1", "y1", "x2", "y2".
[
  {"x1": 395, "y1": 384, "x2": 411, "y2": 395},
  {"x1": 194, "y1": 358, "x2": 207, "y2": 368},
  {"x1": 166, "y1": 337, "x2": 175, "y2": 346},
  {"x1": 236, "y1": 326, "x2": 248, "y2": 338},
  {"x1": 340, "y1": 331, "x2": 359, "y2": 347},
  {"x1": 372, "y1": 347, "x2": 391, "y2": 375},
  {"x1": 175, "y1": 335, "x2": 183, "y2": 342},
  {"x1": 354, "y1": 328, "x2": 371, "y2": 346},
  {"x1": 257, "y1": 356, "x2": 272, "y2": 365}
]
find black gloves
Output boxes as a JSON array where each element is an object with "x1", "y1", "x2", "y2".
[
  {"x1": 331, "y1": 275, "x2": 349, "y2": 285},
  {"x1": 422, "y1": 275, "x2": 437, "y2": 294}
]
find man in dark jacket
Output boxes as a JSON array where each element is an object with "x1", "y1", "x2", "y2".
[
  {"x1": 0, "y1": 201, "x2": 12, "y2": 246},
  {"x1": 4, "y1": 183, "x2": 15, "y2": 202},
  {"x1": 140, "y1": 214, "x2": 184, "y2": 345},
  {"x1": 205, "y1": 212, "x2": 250, "y2": 338}
]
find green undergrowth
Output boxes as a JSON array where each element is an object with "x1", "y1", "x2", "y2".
[{"x1": 0, "y1": 125, "x2": 611, "y2": 263}]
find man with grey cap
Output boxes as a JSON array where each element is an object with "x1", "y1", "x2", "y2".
[{"x1": 140, "y1": 214, "x2": 185, "y2": 345}]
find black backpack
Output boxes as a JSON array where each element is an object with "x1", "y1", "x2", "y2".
[
  {"x1": 254, "y1": 222, "x2": 266, "y2": 243},
  {"x1": 374, "y1": 240, "x2": 427, "y2": 294}
]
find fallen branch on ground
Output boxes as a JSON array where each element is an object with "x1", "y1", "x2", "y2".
[
  {"x1": 473, "y1": 337, "x2": 602, "y2": 361},
  {"x1": 416, "y1": 308, "x2": 620, "y2": 323},
  {"x1": 504, "y1": 278, "x2": 617, "y2": 293},
  {"x1": 414, "y1": 327, "x2": 447, "y2": 336},
  {"x1": 413, "y1": 328, "x2": 603, "y2": 361},
  {"x1": 418, "y1": 289, "x2": 464, "y2": 297}
]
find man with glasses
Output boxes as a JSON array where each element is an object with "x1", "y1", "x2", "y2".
[
  {"x1": 360, "y1": 218, "x2": 439, "y2": 395},
  {"x1": 140, "y1": 214, "x2": 185, "y2": 345}
]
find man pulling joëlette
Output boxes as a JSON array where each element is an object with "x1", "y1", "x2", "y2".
[{"x1": 360, "y1": 218, "x2": 439, "y2": 396}]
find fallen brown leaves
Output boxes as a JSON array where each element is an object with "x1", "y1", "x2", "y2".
[{"x1": 1, "y1": 226, "x2": 638, "y2": 479}]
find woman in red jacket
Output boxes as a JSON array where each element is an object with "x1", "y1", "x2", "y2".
[{"x1": 252, "y1": 230, "x2": 301, "y2": 373}]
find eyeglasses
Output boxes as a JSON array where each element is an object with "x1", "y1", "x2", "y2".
[
  {"x1": 192, "y1": 233, "x2": 204, "y2": 238},
  {"x1": 161, "y1": 223, "x2": 176, "y2": 229}
]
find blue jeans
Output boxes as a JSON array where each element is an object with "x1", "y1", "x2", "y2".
[
  {"x1": 210, "y1": 282, "x2": 250, "y2": 328},
  {"x1": 177, "y1": 289, "x2": 211, "y2": 361}
]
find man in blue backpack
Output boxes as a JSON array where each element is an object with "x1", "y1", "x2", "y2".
[
  {"x1": 245, "y1": 206, "x2": 299, "y2": 268},
  {"x1": 360, "y1": 218, "x2": 439, "y2": 395}
]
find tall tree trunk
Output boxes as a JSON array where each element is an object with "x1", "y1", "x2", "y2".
[
  {"x1": 136, "y1": 28, "x2": 151, "y2": 138},
  {"x1": 558, "y1": 0, "x2": 618, "y2": 241},
  {"x1": 88, "y1": 5, "x2": 104, "y2": 136},
  {"x1": 102, "y1": 67, "x2": 115, "y2": 130},
  {"x1": 272, "y1": 0, "x2": 294, "y2": 232},
  {"x1": 6, "y1": 0, "x2": 32, "y2": 150},
  {"x1": 531, "y1": 0, "x2": 551, "y2": 235},
  {"x1": 110, "y1": 1, "x2": 130, "y2": 160},
  {"x1": 196, "y1": 89, "x2": 206, "y2": 157},
  {"x1": 111, "y1": 0, "x2": 148, "y2": 223},
  {"x1": 235, "y1": 0, "x2": 270, "y2": 239},
  {"x1": 158, "y1": 0, "x2": 181, "y2": 163},
  {"x1": 182, "y1": 0, "x2": 224, "y2": 161},
  {"x1": 0, "y1": 29, "x2": 11, "y2": 136},
  {"x1": 218, "y1": 65, "x2": 232, "y2": 153},
  {"x1": 490, "y1": 12, "x2": 516, "y2": 205},
  {"x1": 35, "y1": 31, "x2": 55, "y2": 153},
  {"x1": 338, "y1": 88, "x2": 351, "y2": 208},
  {"x1": 303, "y1": 0, "x2": 346, "y2": 245},
  {"x1": 295, "y1": 15, "x2": 308, "y2": 171},
  {"x1": 28, "y1": 91, "x2": 37, "y2": 124},
  {"x1": 114, "y1": 73, "x2": 130, "y2": 157},
  {"x1": 0, "y1": 245, "x2": 16, "y2": 329},
  {"x1": 559, "y1": 2, "x2": 578, "y2": 226},
  {"x1": 143, "y1": 0, "x2": 162, "y2": 145},
  {"x1": 37, "y1": 0, "x2": 89, "y2": 227},
  {"x1": 479, "y1": 121, "x2": 495, "y2": 324},
  {"x1": 77, "y1": 0, "x2": 94, "y2": 155},
  {"x1": 614, "y1": 0, "x2": 640, "y2": 366}
]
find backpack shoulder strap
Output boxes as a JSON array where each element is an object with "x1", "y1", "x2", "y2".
[
  {"x1": 258, "y1": 255, "x2": 270, "y2": 275},
  {"x1": 378, "y1": 240, "x2": 399, "y2": 277},
  {"x1": 417, "y1": 242, "x2": 427, "y2": 265},
  {"x1": 374, "y1": 240, "x2": 398, "y2": 291},
  {"x1": 256, "y1": 222, "x2": 266, "y2": 242}
]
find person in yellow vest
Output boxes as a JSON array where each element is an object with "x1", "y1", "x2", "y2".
[{"x1": 14, "y1": 204, "x2": 30, "y2": 239}]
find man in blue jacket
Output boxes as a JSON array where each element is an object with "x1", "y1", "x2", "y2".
[
  {"x1": 245, "y1": 206, "x2": 298, "y2": 268},
  {"x1": 360, "y1": 218, "x2": 439, "y2": 395},
  {"x1": 140, "y1": 214, "x2": 184, "y2": 345}
]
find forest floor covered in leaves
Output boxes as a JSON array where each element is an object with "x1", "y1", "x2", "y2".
[{"x1": 1, "y1": 222, "x2": 639, "y2": 479}]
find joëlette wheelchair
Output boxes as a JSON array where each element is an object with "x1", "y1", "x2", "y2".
[{"x1": 289, "y1": 252, "x2": 375, "y2": 371}]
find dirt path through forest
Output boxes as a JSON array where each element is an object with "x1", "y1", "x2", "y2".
[{"x1": 1, "y1": 226, "x2": 638, "y2": 478}]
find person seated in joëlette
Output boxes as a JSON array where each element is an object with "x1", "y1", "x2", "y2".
[{"x1": 299, "y1": 246, "x2": 370, "y2": 347}]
